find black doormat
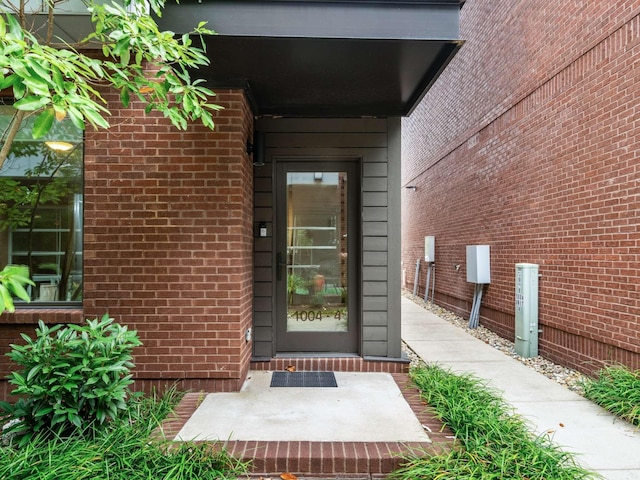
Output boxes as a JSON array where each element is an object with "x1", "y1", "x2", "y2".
[{"x1": 270, "y1": 371, "x2": 338, "y2": 388}]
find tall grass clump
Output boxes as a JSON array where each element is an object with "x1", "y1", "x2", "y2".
[
  {"x1": 391, "y1": 364, "x2": 599, "y2": 480},
  {"x1": 0, "y1": 387, "x2": 248, "y2": 480},
  {"x1": 583, "y1": 365, "x2": 640, "y2": 426}
]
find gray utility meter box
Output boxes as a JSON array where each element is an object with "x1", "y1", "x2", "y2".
[
  {"x1": 424, "y1": 236, "x2": 435, "y2": 263},
  {"x1": 466, "y1": 245, "x2": 490, "y2": 284},
  {"x1": 515, "y1": 263, "x2": 539, "y2": 358}
]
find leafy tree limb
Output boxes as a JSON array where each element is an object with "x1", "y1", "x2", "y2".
[
  {"x1": 0, "y1": 265, "x2": 34, "y2": 314},
  {"x1": 0, "y1": 0, "x2": 222, "y2": 168}
]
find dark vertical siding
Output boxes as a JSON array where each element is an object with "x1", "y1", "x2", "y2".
[{"x1": 252, "y1": 118, "x2": 402, "y2": 359}]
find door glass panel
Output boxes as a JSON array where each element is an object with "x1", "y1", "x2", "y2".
[{"x1": 286, "y1": 172, "x2": 348, "y2": 332}]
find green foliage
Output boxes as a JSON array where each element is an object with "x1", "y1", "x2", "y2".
[
  {"x1": 310, "y1": 292, "x2": 325, "y2": 307},
  {"x1": 0, "y1": 0, "x2": 222, "y2": 166},
  {"x1": 287, "y1": 273, "x2": 306, "y2": 302},
  {"x1": 287, "y1": 273, "x2": 304, "y2": 292},
  {"x1": 390, "y1": 364, "x2": 599, "y2": 480},
  {"x1": 583, "y1": 365, "x2": 640, "y2": 426},
  {"x1": 0, "y1": 388, "x2": 248, "y2": 479},
  {"x1": 0, "y1": 138, "x2": 83, "y2": 299},
  {"x1": 0, "y1": 265, "x2": 34, "y2": 314},
  {"x1": 0, "y1": 142, "x2": 81, "y2": 231},
  {"x1": 0, "y1": 315, "x2": 142, "y2": 445}
]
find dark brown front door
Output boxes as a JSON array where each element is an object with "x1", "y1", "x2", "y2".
[{"x1": 275, "y1": 159, "x2": 360, "y2": 353}]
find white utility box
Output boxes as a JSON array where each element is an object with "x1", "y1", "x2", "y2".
[
  {"x1": 466, "y1": 245, "x2": 491, "y2": 284},
  {"x1": 515, "y1": 263, "x2": 539, "y2": 358},
  {"x1": 424, "y1": 236, "x2": 435, "y2": 263}
]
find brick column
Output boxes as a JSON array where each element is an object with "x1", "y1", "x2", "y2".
[{"x1": 83, "y1": 89, "x2": 254, "y2": 393}]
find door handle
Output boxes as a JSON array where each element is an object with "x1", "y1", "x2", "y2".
[{"x1": 276, "y1": 252, "x2": 286, "y2": 281}]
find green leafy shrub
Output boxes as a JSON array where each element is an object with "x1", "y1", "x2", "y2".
[
  {"x1": 0, "y1": 314, "x2": 142, "y2": 444},
  {"x1": 583, "y1": 365, "x2": 640, "y2": 426}
]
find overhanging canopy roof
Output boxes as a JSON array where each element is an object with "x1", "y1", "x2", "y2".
[{"x1": 159, "y1": 0, "x2": 465, "y2": 117}]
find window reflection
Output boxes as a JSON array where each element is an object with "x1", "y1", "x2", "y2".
[
  {"x1": 286, "y1": 172, "x2": 348, "y2": 332},
  {"x1": 0, "y1": 106, "x2": 83, "y2": 302}
]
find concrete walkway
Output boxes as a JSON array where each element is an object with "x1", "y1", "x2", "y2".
[
  {"x1": 401, "y1": 296, "x2": 640, "y2": 480},
  {"x1": 174, "y1": 370, "x2": 430, "y2": 443}
]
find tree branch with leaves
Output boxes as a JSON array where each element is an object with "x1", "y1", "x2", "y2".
[
  {"x1": 0, "y1": 0, "x2": 221, "y2": 311},
  {"x1": 0, "y1": 0, "x2": 222, "y2": 169},
  {"x1": 0, "y1": 265, "x2": 34, "y2": 313}
]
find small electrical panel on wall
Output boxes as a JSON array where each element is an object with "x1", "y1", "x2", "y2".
[
  {"x1": 424, "y1": 236, "x2": 435, "y2": 263},
  {"x1": 255, "y1": 222, "x2": 271, "y2": 238},
  {"x1": 466, "y1": 245, "x2": 491, "y2": 284}
]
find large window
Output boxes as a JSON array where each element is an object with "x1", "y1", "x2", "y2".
[{"x1": 0, "y1": 105, "x2": 83, "y2": 303}]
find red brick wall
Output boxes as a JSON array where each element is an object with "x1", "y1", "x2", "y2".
[
  {"x1": 1, "y1": 88, "x2": 255, "y2": 398},
  {"x1": 402, "y1": 2, "x2": 640, "y2": 375}
]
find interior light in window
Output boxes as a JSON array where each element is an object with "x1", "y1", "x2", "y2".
[{"x1": 45, "y1": 141, "x2": 74, "y2": 152}]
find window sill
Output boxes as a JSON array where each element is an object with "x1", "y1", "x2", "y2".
[{"x1": 0, "y1": 307, "x2": 84, "y2": 325}]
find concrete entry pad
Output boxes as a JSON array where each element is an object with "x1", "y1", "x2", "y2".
[{"x1": 175, "y1": 371, "x2": 431, "y2": 443}]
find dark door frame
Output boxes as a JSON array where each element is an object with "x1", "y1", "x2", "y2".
[{"x1": 274, "y1": 157, "x2": 361, "y2": 354}]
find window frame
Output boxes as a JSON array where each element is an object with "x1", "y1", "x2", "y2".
[{"x1": 0, "y1": 105, "x2": 84, "y2": 307}]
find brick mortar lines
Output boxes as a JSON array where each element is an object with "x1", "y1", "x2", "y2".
[
  {"x1": 403, "y1": 9, "x2": 640, "y2": 184},
  {"x1": 153, "y1": 373, "x2": 454, "y2": 477}
]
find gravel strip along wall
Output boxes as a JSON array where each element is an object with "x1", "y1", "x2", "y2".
[{"x1": 402, "y1": 292, "x2": 588, "y2": 395}]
